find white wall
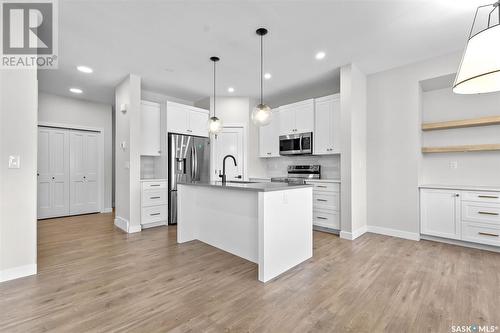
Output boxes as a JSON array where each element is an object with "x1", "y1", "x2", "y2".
[
  {"x1": 421, "y1": 87, "x2": 500, "y2": 186},
  {"x1": 366, "y1": 52, "x2": 461, "y2": 237},
  {"x1": 114, "y1": 74, "x2": 142, "y2": 233},
  {"x1": 38, "y1": 93, "x2": 113, "y2": 211},
  {"x1": 0, "y1": 69, "x2": 38, "y2": 282},
  {"x1": 340, "y1": 64, "x2": 367, "y2": 237}
]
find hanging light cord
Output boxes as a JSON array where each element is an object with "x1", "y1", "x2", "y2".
[
  {"x1": 260, "y1": 34, "x2": 263, "y2": 105},
  {"x1": 213, "y1": 60, "x2": 216, "y2": 118},
  {"x1": 469, "y1": 1, "x2": 500, "y2": 39}
]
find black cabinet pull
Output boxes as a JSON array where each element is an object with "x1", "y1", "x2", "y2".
[
  {"x1": 150, "y1": 196, "x2": 161, "y2": 199},
  {"x1": 150, "y1": 213, "x2": 161, "y2": 216}
]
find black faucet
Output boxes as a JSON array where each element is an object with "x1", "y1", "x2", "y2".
[{"x1": 219, "y1": 155, "x2": 237, "y2": 184}]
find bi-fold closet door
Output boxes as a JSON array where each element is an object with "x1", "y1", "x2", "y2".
[{"x1": 37, "y1": 127, "x2": 101, "y2": 219}]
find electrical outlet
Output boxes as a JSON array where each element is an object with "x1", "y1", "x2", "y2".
[
  {"x1": 8, "y1": 155, "x2": 20, "y2": 169},
  {"x1": 449, "y1": 161, "x2": 458, "y2": 169}
]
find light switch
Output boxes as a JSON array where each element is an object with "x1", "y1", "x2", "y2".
[
  {"x1": 449, "y1": 161, "x2": 458, "y2": 169},
  {"x1": 8, "y1": 155, "x2": 20, "y2": 169}
]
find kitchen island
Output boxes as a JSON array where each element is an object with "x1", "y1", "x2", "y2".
[{"x1": 177, "y1": 181, "x2": 313, "y2": 282}]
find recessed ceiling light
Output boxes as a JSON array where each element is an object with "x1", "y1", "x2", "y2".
[
  {"x1": 76, "y1": 66, "x2": 93, "y2": 73},
  {"x1": 228, "y1": 87, "x2": 235, "y2": 93},
  {"x1": 264, "y1": 73, "x2": 272, "y2": 80},
  {"x1": 315, "y1": 51, "x2": 326, "y2": 60},
  {"x1": 69, "y1": 88, "x2": 83, "y2": 94}
]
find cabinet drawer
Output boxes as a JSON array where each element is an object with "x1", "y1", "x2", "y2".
[
  {"x1": 142, "y1": 189, "x2": 168, "y2": 207},
  {"x1": 141, "y1": 205, "x2": 168, "y2": 225},
  {"x1": 462, "y1": 191, "x2": 500, "y2": 204},
  {"x1": 142, "y1": 181, "x2": 167, "y2": 190},
  {"x1": 313, "y1": 193, "x2": 339, "y2": 210},
  {"x1": 462, "y1": 202, "x2": 500, "y2": 225},
  {"x1": 462, "y1": 222, "x2": 500, "y2": 247},
  {"x1": 307, "y1": 182, "x2": 340, "y2": 193},
  {"x1": 313, "y1": 209, "x2": 340, "y2": 229}
]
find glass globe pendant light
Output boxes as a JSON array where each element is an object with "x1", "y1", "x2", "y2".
[
  {"x1": 208, "y1": 56, "x2": 223, "y2": 134},
  {"x1": 251, "y1": 28, "x2": 272, "y2": 126},
  {"x1": 454, "y1": 1, "x2": 500, "y2": 94}
]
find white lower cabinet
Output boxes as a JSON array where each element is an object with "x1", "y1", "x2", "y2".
[
  {"x1": 306, "y1": 181, "x2": 340, "y2": 230},
  {"x1": 420, "y1": 187, "x2": 500, "y2": 247},
  {"x1": 141, "y1": 180, "x2": 168, "y2": 228}
]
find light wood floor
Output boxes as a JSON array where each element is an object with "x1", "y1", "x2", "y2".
[{"x1": 0, "y1": 213, "x2": 499, "y2": 332}]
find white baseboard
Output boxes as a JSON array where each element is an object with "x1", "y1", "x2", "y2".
[
  {"x1": 421, "y1": 235, "x2": 500, "y2": 253},
  {"x1": 367, "y1": 225, "x2": 420, "y2": 241},
  {"x1": 340, "y1": 225, "x2": 368, "y2": 240},
  {"x1": 0, "y1": 264, "x2": 37, "y2": 283},
  {"x1": 101, "y1": 207, "x2": 113, "y2": 213},
  {"x1": 114, "y1": 216, "x2": 141, "y2": 233}
]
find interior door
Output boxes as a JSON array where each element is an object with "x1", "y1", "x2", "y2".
[
  {"x1": 37, "y1": 127, "x2": 70, "y2": 219},
  {"x1": 70, "y1": 130, "x2": 100, "y2": 215},
  {"x1": 212, "y1": 127, "x2": 244, "y2": 181}
]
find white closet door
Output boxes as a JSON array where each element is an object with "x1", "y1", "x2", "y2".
[
  {"x1": 37, "y1": 127, "x2": 70, "y2": 219},
  {"x1": 70, "y1": 130, "x2": 100, "y2": 215}
]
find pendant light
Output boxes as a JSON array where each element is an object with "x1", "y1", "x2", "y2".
[
  {"x1": 208, "y1": 56, "x2": 223, "y2": 134},
  {"x1": 251, "y1": 28, "x2": 272, "y2": 126},
  {"x1": 454, "y1": 1, "x2": 500, "y2": 94}
]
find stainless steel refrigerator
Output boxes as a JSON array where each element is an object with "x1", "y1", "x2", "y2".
[{"x1": 168, "y1": 133, "x2": 210, "y2": 224}]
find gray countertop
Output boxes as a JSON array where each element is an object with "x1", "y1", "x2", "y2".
[
  {"x1": 419, "y1": 184, "x2": 500, "y2": 192},
  {"x1": 178, "y1": 181, "x2": 313, "y2": 192}
]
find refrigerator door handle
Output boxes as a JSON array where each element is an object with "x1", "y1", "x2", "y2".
[
  {"x1": 194, "y1": 143, "x2": 198, "y2": 180},
  {"x1": 190, "y1": 145, "x2": 195, "y2": 180}
]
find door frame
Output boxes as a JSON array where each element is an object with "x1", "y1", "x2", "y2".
[
  {"x1": 38, "y1": 121, "x2": 106, "y2": 214},
  {"x1": 210, "y1": 123, "x2": 248, "y2": 182}
]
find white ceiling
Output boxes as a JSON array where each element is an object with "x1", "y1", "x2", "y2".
[{"x1": 38, "y1": 0, "x2": 486, "y2": 105}]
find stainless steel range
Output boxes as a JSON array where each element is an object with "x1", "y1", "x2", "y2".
[{"x1": 271, "y1": 165, "x2": 321, "y2": 185}]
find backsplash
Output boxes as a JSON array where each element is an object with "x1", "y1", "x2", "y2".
[
  {"x1": 264, "y1": 155, "x2": 340, "y2": 179},
  {"x1": 141, "y1": 156, "x2": 156, "y2": 179}
]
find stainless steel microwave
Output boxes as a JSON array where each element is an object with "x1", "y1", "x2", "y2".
[{"x1": 279, "y1": 132, "x2": 313, "y2": 155}]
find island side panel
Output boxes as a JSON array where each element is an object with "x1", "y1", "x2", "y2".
[
  {"x1": 258, "y1": 187, "x2": 313, "y2": 283},
  {"x1": 177, "y1": 184, "x2": 259, "y2": 263}
]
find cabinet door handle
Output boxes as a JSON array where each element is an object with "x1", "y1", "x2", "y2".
[
  {"x1": 150, "y1": 184, "x2": 161, "y2": 187},
  {"x1": 316, "y1": 199, "x2": 328, "y2": 202},
  {"x1": 478, "y1": 232, "x2": 499, "y2": 237},
  {"x1": 478, "y1": 195, "x2": 499, "y2": 199},
  {"x1": 317, "y1": 216, "x2": 328, "y2": 220},
  {"x1": 317, "y1": 185, "x2": 328, "y2": 188},
  {"x1": 150, "y1": 213, "x2": 161, "y2": 216},
  {"x1": 478, "y1": 211, "x2": 499, "y2": 216},
  {"x1": 150, "y1": 196, "x2": 161, "y2": 199}
]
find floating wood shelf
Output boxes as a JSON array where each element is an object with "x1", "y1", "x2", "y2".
[
  {"x1": 422, "y1": 116, "x2": 500, "y2": 131},
  {"x1": 422, "y1": 144, "x2": 500, "y2": 153}
]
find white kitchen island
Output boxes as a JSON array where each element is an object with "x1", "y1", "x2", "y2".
[{"x1": 177, "y1": 181, "x2": 313, "y2": 282}]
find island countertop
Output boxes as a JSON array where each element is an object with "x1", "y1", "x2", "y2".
[{"x1": 178, "y1": 181, "x2": 313, "y2": 192}]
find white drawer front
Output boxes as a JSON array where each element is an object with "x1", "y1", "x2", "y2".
[
  {"x1": 313, "y1": 209, "x2": 340, "y2": 229},
  {"x1": 462, "y1": 202, "x2": 500, "y2": 226},
  {"x1": 142, "y1": 189, "x2": 168, "y2": 207},
  {"x1": 142, "y1": 181, "x2": 167, "y2": 190},
  {"x1": 313, "y1": 192, "x2": 340, "y2": 210},
  {"x1": 462, "y1": 222, "x2": 500, "y2": 247},
  {"x1": 462, "y1": 191, "x2": 500, "y2": 204},
  {"x1": 141, "y1": 205, "x2": 168, "y2": 225},
  {"x1": 307, "y1": 182, "x2": 340, "y2": 193}
]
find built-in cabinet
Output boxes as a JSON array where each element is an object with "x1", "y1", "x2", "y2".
[
  {"x1": 37, "y1": 126, "x2": 101, "y2": 219},
  {"x1": 278, "y1": 99, "x2": 315, "y2": 135},
  {"x1": 166, "y1": 101, "x2": 209, "y2": 137},
  {"x1": 258, "y1": 95, "x2": 340, "y2": 157},
  {"x1": 141, "y1": 180, "x2": 168, "y2": 228},
  {"x1": 140, "y1": 100, "x2": 161, "y2": 156},
  {"x1": 420, "y1": 187, "x2": 500, "y2": 247},
  {"x1": 259, "y1": 109, "x2": 280, "y2": 157},
  {"x1": 306, "y1": 180, "x2": 340, "y2": 231},
  {"x1": 314, "y1": 94, "x2": 340, "y2": 154}
]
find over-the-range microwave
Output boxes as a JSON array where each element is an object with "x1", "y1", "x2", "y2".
[{"x1": 279, "y1": 132, "x2": 313, "y2": 155}]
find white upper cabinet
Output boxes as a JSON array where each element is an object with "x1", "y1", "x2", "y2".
[
  {"x1": 140, "y1": 100, "x2": 161, "y2": 156},
  {"x1": 278, "y1": 99, "x2": 314, "y2": 136},
  {"x1": 166, "y1": 101, "x2": 209, "y2": 137},
  {"x1": 259, "y1": 109, "x2": 280, "y2": 158},
  {"x1": 314, "y1": 94, "x2": 340, "y2": 155}
]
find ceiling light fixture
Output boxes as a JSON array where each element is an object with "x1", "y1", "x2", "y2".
[
  {"x1": 69, "y1": 88, "x2": 83, "y2": 94},
  {"x1": 208, "y1": 56, "x2": 223, "y2": 135},
  {"x1": 454, "y1": 1, "x2": 500, "y2": 94},
  {"x1": 228, "y1": 87, "x2": 235, "y2": 93},
  {"x1": 77, "y1": 65, "x2": 93, "y2": 73},
  {"x1": 315, "y1": 51, "x2": 326, "y2": 60},
  {"x1": 251, "y1": 28, "x2": 272, "y2": 127},
  {"x1": 264, "y1": 73, "x2": 272, "y2": 80}
]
